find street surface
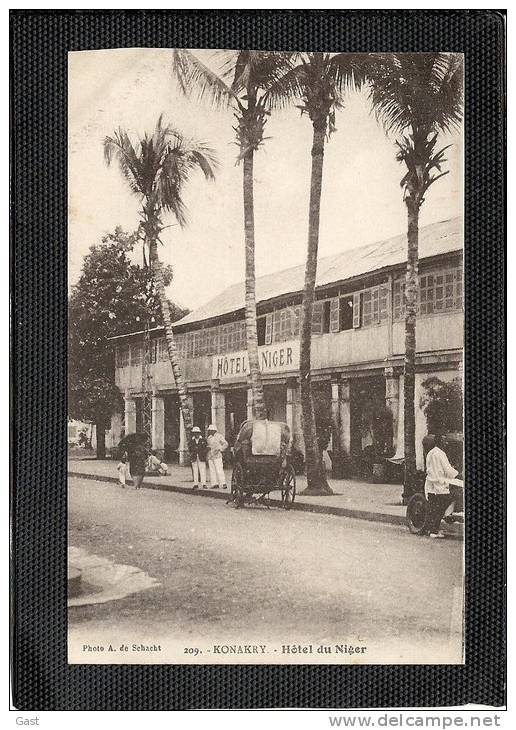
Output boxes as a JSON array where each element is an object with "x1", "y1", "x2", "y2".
[{"x1": 68, "y1": 476, "x2": 464, "y2": 664}]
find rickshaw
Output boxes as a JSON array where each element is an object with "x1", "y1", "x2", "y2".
[
  {"x1": 230, "y1": 420, "x2": 296, "y2": 509},
  {"x1": 405, "y1": 433, "x2": 464, "y2": 534}
]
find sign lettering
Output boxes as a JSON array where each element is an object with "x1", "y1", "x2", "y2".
[{"x1": 212, "y1": 340, "x2": 299, "y2": 381}]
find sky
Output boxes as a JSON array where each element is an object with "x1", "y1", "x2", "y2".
[{"x1": 68, "y1": 49, "x2": 463, "y2": 312}]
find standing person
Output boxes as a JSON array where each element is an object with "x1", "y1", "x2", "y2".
[
  {"x1": 189, "y1": 426, "x2": 207, "y2": 490},
  {"x1": 117, "y1": 452, "x2": 129, "y2": 488},
  {"x1": 424, "y1": 434, "x2": 458, "y2": 539},
  {"x1": 206, "y1": 424, "x2": 228, "y2": 490},
  {"x1": 128, "y1": 442, "x2": 148, "y2": 490}
]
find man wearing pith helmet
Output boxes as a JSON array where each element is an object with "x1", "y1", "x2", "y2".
[
  {"x1": 206, "y1": 423, "x2": 228, "y2": 490},
  {"x1": 189, "y1": 426, "x2": 207, "y2": 490}
]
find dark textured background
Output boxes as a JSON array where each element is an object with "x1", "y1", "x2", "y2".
[{"x1": 10, "y1": 10, "x2": 506, "y2": 710}]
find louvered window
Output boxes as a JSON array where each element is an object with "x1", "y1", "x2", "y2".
[
  {"x1": 265, "y1": 313, "x2": 273, "y2": 344},
  {"x1": 311, "y1": 301, "x2": 324, "y2": 334},
  {"x1": 149, "y1": 339, "x2": 158, "y2": 363},
  {"x1": 116, "y1": 344, "x2": 130, "y2": 368},
  {"x1": 330, "y1": 297, "x2": 340, "y2": 332},
  {"x1": 353, "y1": 292, "x2": 361, "y2": 328},
  {"x1": 393, "y1": 267, "x2": 463, "y2": 321},
  {"x1": 130, "y1": 343, "x2": 142, "y2": 366}
]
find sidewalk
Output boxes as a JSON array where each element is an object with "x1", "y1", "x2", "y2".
[{"x1": 68, "y1": 457, "x2": 407, "y2": 526}]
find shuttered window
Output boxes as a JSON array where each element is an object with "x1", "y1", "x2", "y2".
[
  {"x1": 206, "y1": 326, "x2": 219, "y2": 355},
  {"x1": 292, "y1": 306, "x2": 301, "y2": 336},
  {"x1": 330, "y1": 297, "x2": 340, "y2": 332},
  {"x1": 273, "y1": 310, "x2": 281, "y2": 343},
  {"x1": 393, "y1": 267, "x2": 463, "y2": 321},
  {"x1": 186, "y1": 332, "x2": 194, "y2": 358},
  {"x1": 353, "y1": 292, "x2": 361, "y2": 328},
  {"x1": 271, "y1": 308, "x2": 295, "y2": 342},
  {"x1": 219, "y1": 324, "x2": 229, "y2": 353},
  {"x1": 130, "y1": 343, "x2": 142, "y2": 366},
  {"x1": 311, "y1": 300, "x2": 324, "y2": 334},
  {"x1": 176, "y1": 334, "x2": 187, "y2": 359},
  {"x1": 149, "y1": 339, "x2": 158, "y2": 363},
  {"x1": 116, "y1": 344, "x2": 130, "y2": 368},
  {"x1": 265, "y1": 313, "x2": 273, "y2": 344},
  {"x1": 158, "y1": 337, "x2": 168, "y2": 361}
]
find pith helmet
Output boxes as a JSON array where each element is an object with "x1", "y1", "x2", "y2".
[
  {"x1": 192, "y1": 426, "x2": 201, "y2": 433},
  {"x1": 207, "y1": 424, "x2": 217, "y2": 431}
]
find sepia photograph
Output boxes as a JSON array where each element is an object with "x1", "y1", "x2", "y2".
[{"x1": 67, "y1": 48, "x2": 464, "y2": 665}]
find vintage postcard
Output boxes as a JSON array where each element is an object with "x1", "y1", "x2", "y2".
[{"x1": 68, "y1": 48, "x2": 464, "y2": 665}]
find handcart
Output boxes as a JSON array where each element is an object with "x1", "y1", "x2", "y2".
[{"x1": 230, "y1": 420, "x2": 296, "y2": 509}]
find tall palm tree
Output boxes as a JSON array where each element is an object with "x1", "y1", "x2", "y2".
[
  {"x1": 173, "y1": 50, "x2": 294, "y2": 421},
  {"x1": 104, "y1": 116, "x2": 218, "y2": 435},
  {"x1": 368, "y1": 53, "x2": 464, "y2": 502},
  {"x1": 268, "y1": 52, "x2": 365, "y2": 495}
]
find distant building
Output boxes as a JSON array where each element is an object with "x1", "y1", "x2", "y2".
[{"x1": 108, "y1": 218, "x2": 463, "y2": 471}]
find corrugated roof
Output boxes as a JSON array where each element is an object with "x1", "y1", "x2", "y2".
[{"x1": 174, "y1": 217, "x2": 462, "y2": 328}]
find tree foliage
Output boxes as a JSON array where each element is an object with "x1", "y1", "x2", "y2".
[
  {"x1": 103, "y1": 117, "x2": 218, "y2": 437},
  {"x1": 68, "y1": 227, "x2": 187, "y2": 425},
  {"x1": 419, "y1": 376, "x2": 463, "y2": 435}
]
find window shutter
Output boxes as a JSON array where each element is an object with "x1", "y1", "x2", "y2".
[
  {"x1": 273, "y1": 310, "x2": 281, "y2": 343},
  {"x1": 353, "y1": 292, "x2": 361, "y2": 328},
  {"x1": 311, "y1": 301, "x2": 324, "y2": 334},
  {"x1": 330, "y1": 297, "x2": 340, "y2": 332},
  {"x1": 372, "y1": 287, "x2": 380, "y2": 324},
  {"x1": 265, "y1": 313, "x2": 273, "y2": 345},
  {"x1": 293, "y1": 306, "x2": 301, "y2": 336}
]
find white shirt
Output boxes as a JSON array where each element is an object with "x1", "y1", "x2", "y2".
[{"x1": 424, "y1": 446, "x2": 458, "y2": 496}]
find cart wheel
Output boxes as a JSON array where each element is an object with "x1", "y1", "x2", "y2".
[
  {"x1": 281, "y1": 465, "x2": 296, "y2": 510},
  {"x1": 406, "y1": 493, "x2": 428, "y2": 534},
  {"x1": 231, "y1": 463, "x2": 245, "y2": 508}
]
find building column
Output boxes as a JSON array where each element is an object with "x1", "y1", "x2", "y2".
[
  {"x1": 151, "y1": 392, "x2": 165, "y2": 456},
  {"x1": 286, "y1": 377, "x2": 297, "y2": 437},
  {"x1": 124, "y1": 391, "x2": 136, "y2": 435},
  {"x1": 246, "y1": 384, "x2": 254, "y2": 421},
  {"x1": 384, "y1": 367, "x2": 400, "y2": 454},
  {"x1": 286, "y1": 380, "x2": 304, "y2": 455},
  {"x1": 110, "y1": 412, "x2": 123, "y2": 448},
  {"x1": 178, "y1": 394, "x2": 193, "y2": 466},
  {"x1": 211, "y1": 382, "x2": 226, "y2": 436},
  {"x1": 339, "y1": 379, "x2": 351, "y2": 457},
  {"x1": 396, "y1": 374, "x2": 404, "y2": 458}
]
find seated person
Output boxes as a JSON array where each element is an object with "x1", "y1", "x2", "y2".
[{"x1": 146, "y1": 450, "x2": 168, "y2": 475}]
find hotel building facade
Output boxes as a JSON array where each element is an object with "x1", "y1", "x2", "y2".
[{"x1": 109, "y1": 217, "x2": 463, "y2": 472}]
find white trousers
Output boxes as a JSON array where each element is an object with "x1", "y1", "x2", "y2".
[
  {"x1": 191, "y1": 457, "x2": 207, "y2": 486},
  {"x1": 208, "y1": 456, "x2": 226, "y2": 486}
]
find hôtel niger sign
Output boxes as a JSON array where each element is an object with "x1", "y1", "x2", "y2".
[{"x1": 212, "y1": 341, "x2": 300, "y2": 382}]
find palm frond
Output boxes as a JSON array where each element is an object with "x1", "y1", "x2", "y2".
[
  {"x1": 105, "y1": 117, "x2": 219, "y2": 231},
  {"x1": 103, "y1": 130, "x2": 144, "y2": 197},
  {"x1": 368, "y1": 52, "x2": 464, "y2": 137},
  {"x1": 263, "y1": 59, "x2": 307, "y2": 110},
  {"x1": 327, "y1": 52, "x2": 369, "y2": 96},
  {"x1": 173, "y1": 49, "x2": 238, "y2": 110}
]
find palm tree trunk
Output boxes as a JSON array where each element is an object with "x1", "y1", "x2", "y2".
[
  {"x1": 299, "y1": 123, "x2": 332, "y2": 495},
  {"x1": 148, "y1": 239, "x2": 193, "y2": 435},
  {"x1": 402, "y1": 198, "x2": 419, "y2": 503},
  {"x1": 242, "y1": 149, "x2": 267, "y2": 420},
  {"x1": 95, "y1": 419, "x2": 106, "y2": 459}
]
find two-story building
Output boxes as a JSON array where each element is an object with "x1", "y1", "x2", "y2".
[{"x1": 108, "y1": 217, "x2": 463, "y2": 472}]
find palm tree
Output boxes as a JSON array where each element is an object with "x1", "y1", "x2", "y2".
[
  {"x1": 267, "y1": 52, "x2": 365, "y2": 495},
  {"x1": 173, "y1": 50, "x2": 294, "y2": 421},
  {"x1": 368, "y1": 53, "x2": 463, "y2": 502},
  {"x1": 104, "y1": 116, "x2": 218, "y2": 435}
]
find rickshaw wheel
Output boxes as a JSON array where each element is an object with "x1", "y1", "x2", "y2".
[
  {"x1": 406, "y1": 493, "x2": 428, "y2": 534},
  {"x1": 231, "y1": 463, "x2": 245, "y2": 508},
  {"x1": 281, "y1": 465, "x2": 296, "y2": 510}
]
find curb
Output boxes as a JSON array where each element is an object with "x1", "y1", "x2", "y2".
[{"x1": 68, "y1": 470, "x2": 407, "y2": 527}]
